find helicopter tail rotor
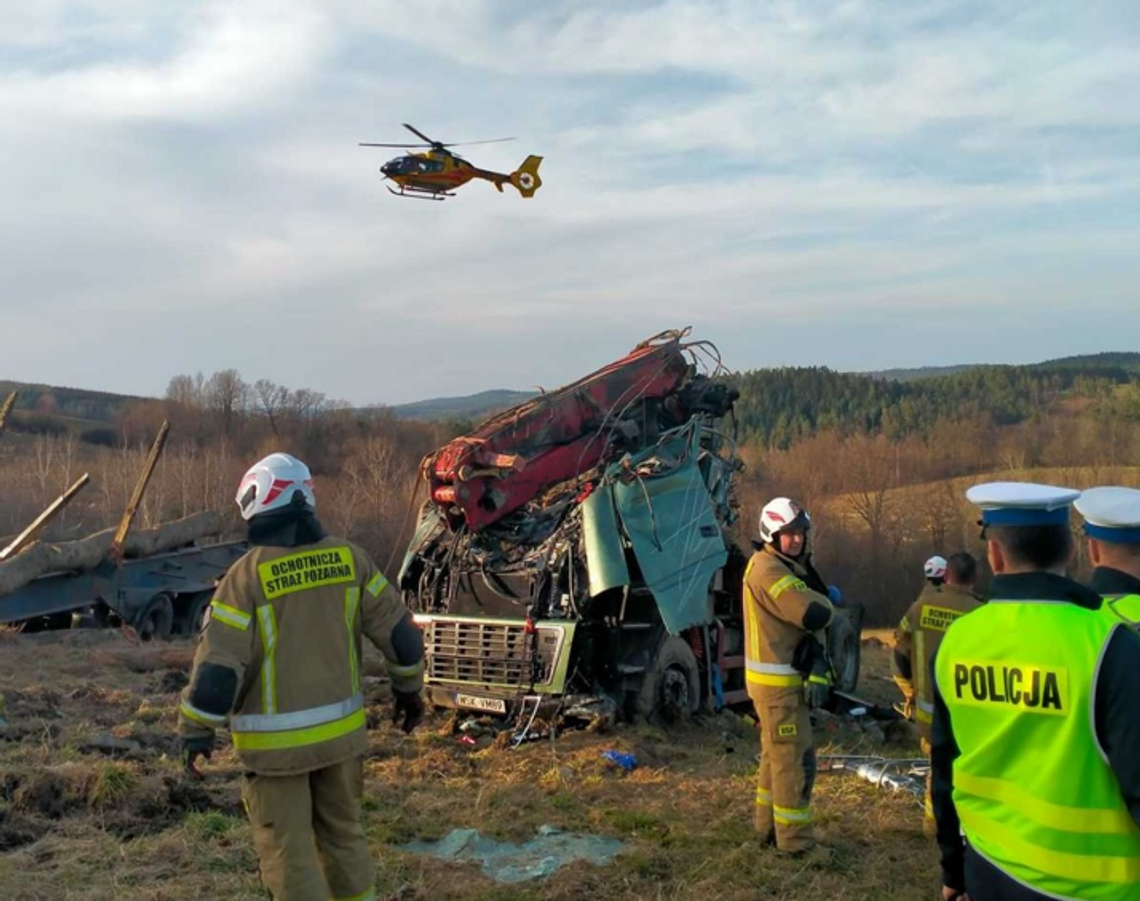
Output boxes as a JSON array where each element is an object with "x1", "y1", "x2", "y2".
[{"x1": 509, "y1": 155, "x2": 544, "y2": 198}]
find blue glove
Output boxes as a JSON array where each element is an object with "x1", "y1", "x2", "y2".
[{"x1": 827, "y1": 585, "x2": 843, "y2": 606}]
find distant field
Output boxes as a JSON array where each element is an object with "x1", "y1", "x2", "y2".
[
  {"x1": 0, "y1": 630, "x2": 937, "y2": 901},
  {"x1": 826, "y1": 465, "x2": 1140, "y2": 530}
]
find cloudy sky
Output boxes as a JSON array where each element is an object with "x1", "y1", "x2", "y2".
[{"x1": 3, "y1": 1, "x2": 1138, "y2": 405}]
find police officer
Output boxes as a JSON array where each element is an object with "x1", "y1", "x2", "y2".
[
  {"x1": 892, "y1": 551, "x2": 981, "y2": 837},
  {"x1": 931, "y1": 482, "x2": 1140, "y2": 901},
  {"x1": 1075, "y1": 486, "x2": 1140, "y2": 627},
  {"x1": 179, "y1": 453, "x2": 426, "y2": 901},
  {"x1": 744, "y1": 497, "x2": 834, "y2": 859}
]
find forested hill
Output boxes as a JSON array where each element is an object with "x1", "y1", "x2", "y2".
[
  {"x1": 0, "y1": 379, "x2": 140, "y2": 429},
  {"x1": 731, "y1": 355, "x2": 1140, "y2": 448}
]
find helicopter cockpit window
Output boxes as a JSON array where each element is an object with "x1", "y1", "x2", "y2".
[{"x1": 417, "y1": 159, "x2": 444, "y2": 173}]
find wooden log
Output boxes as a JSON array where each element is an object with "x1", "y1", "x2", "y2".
[
  {"x1": 0, "y1": 391, "x2": 16, "y2": 436},
  {"x1": 0, "y1": 511, "x2": 222, "y2": 597},
  {"x1": 112, "y1": 420, "x2": 170, "y2": 559},
  {"x1": 0, "y1": 474, "x2": 91, "y2": 561}
]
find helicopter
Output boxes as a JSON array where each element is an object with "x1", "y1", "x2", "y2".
[{"x1": 359, "y1": 124, "x2": 543, "y2": 201}]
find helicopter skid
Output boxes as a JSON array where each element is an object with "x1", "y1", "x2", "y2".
[{"x1": 387, "y1": 185, "x2": 453, "y2": 200}]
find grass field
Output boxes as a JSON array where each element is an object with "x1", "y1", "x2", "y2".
[{"x1": 0, "y1": 628, "x2": 942, "y2": 901}]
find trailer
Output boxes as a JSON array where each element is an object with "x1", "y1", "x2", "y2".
[
  {"x1": 0, "y1": 539, "x2": 247, "y2": 639},
  {"x1": 1, "y1": 413, "x2": 247, "y2": 639}
]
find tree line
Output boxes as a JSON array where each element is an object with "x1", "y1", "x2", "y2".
[
  {"x1": 730, "y1": 361, "x2": 1140, "y2": 448},
  {"x1": 4, "y1": 360, "x2": 1140, "y2": 627}
]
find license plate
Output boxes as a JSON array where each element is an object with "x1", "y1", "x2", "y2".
[{"x1": 455, "y1": 693, "x2": 507, "y2": 714}]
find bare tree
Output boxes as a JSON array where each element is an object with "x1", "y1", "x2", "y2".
[{"x1": 253, "y1": 379, "x2": 290, "y2": 437}]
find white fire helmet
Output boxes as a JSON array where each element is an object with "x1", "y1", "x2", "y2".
[
  {"x1": 924, "y1": 555, "x2": 948, "y2": 580},
  {"x1": 235, "y1": 453, "x2": 316, "y2": 522},
  {"x1": 758, "y1": 497, "x2": 811, "y2": 545}
]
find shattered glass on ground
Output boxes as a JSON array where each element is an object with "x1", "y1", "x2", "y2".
[{"x1": 400, "y1": 824, "x2": 625, "y2": 883}]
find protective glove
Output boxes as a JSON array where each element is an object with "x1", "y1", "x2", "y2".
[
  {"x1": 181, "y1": 735, "x2": 214, "y2": 779},
  {"x1": 827, "y1": 585, "x2": 843, "y2": 606},
  {"x1": 391, "y1": 689, "x2": 425, "y2": 735},
  {"x1": 804, "y1": 673, "x2": 830, "y2": 709}
]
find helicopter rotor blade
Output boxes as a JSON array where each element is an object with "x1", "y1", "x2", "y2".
[
  {"x1": 402, "y1": 123, "x2": 437, "y2": 145},
  {"x1": 444, "y1": 137, "x2": 516, "y2": 147},
  {"x1": 359, "y1": 142, "x2": 431, "y2": 148}
]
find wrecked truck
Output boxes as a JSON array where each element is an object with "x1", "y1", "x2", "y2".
[{"x1": 398, "y1": 330, "x2": 861, "y2": 723}]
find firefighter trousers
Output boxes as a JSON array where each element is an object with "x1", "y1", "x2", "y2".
[
  {"x1": 754, "y1": 687, "x2": 816, "y2": 853},
  {"x1": 919, "y1": 736, "x2": 935, "y2": 838},
  {"x1": 242, "y1": 755, "x2": 376, "y2": 901}
]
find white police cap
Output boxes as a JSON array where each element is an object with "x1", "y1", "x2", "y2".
[
  {"x1": 965, "y1": 482, "x2": 1080, "y2": 527},
  {"x1": 1074, "y1": 486, "x2": 1140, "y2": 544}
]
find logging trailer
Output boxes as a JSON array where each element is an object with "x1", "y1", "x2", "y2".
[
  {"x1": 0, "y1": 397, "x2": 247, "y2": 638},
  {"x1": 0, "y1": 540, "x2": 248, "y2": 638}
]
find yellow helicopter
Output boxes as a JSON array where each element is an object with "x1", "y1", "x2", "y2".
[{"x1": 359, "y1": 124, "x2": 543, "y2": 201}]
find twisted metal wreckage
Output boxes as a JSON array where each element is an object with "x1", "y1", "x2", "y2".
[{"x1": 397, "y1": 328, "x2": 865, "y2": 743}]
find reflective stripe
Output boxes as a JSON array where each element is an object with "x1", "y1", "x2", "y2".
[
  {"x1": 755, "y1": 787, "x2": 773, "y2": 807},
  {"x1": 387, "y1": 659, "x2": 425, "y2": 679},
  {"x1": 333, "y1": 889, "x2": 377, "y2": 901},
  {"x1": 209, "y1": 601, "x2": 251, "y2": 631},
  {"x1": 232, "y1": 707, "x2": 366, "y2": 751},
  {"x1": 959, "y1": 806, "x2": 1140, "y2": 885},
  {"x1": 180, "y1": 700, "x2": 227, "y2": 727},
  {"x1": 746, "y1": 659, "x2": 802, "y2": 687},
  {"x1": 333, "y1": 890, "x2": 377, "y2": 901},
  {"x1": 770, "y1": 574, "x2": 804, "y2": 599},
  {"x1": 955, "y1": 771, "x2": 1135, "y2": 835},
  {"x1": 753, "y1": 662, "x2": 799, "y2": 675},
  {"x1": 774, "y1": 804, "x2": 813, "y2": 825},
  {"x1": 231, "y1": 694, "x2": 364, "y2": 733},
  {"x1": 914, "y1": 629, "x2": 927, "y2": 701},
  {"x1": 807, "y1": 674, "x2": 829, "y2": 686},
  {"x1": 257, "y1": 605, "x2": 278, "y2": 715},
  {"x1": 916, "y1": 699, "x2": 934, "y2": 724},
  {"x1": 345, "y1": 587, "x2": 361, "y2": 694},
  {"x1": 366, "y1": 572, "x2": 388, "y2": 598}
]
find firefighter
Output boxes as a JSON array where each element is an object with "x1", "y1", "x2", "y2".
[
  {"x1": 1075, "y1": 486, "x2": 1140, "y2": 627},
  {"x1": 932, "y1": 482, "x2": 1140, "y2": 901},
  {"x1": 892, "y1": 551, "x2": 981, "y2": 837},
  {"x1": 744, "y1": 497, "x2": 835, "y2": 859},
  {"x1": 178, "y1": 453, "x2": 425, "y2": 901}
]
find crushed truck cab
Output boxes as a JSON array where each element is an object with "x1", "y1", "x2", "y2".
[{"x1": 399, "y1": 330, "x2": 861, "y2": 723}]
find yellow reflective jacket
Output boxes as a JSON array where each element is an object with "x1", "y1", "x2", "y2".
[
  {"x1": 893, "y1": 583, "x2": 982, "y2": 737},
  {"x1": 743, "y1": 545, "x2": 833, "y2": 704},
  {"x1": 179, "y1": 536, "x2": 423, "y2": 775}
]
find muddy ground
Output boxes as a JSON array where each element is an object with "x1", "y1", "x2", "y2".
[{"x1": 0, "y1": 627, "x2": 941, "y2": 901}]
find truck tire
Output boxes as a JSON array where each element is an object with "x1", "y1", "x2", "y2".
[
  {"x1": 636, "y1": 636, "x2": 701, "y2": 724},
  {"x1": 827, "y1": 603, "x2": 863, "y2": 694},
  {"x1": 136, "y1": 594, "x2": 175, "y2": 642},
  {"x1": 175, "y1": 591, "x2": 212, "y2": 638}
]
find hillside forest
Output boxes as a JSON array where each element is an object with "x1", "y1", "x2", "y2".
[{"x1": 3, "y1": 352, "x2": 1140, "y2": 627}]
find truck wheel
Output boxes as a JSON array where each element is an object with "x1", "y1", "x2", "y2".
[
  {"x1": 827, "y1": 604, "x2": 863, "y2": 694},
  {"x1": 637, "y1": 636, "x2": 700, "y2": 724},
  {"x1": 175, "y1": 591, "x2": 212, "y2": 637},
  {"x1": 136, "y1": 594, "x2": 175, "y2": 642}
]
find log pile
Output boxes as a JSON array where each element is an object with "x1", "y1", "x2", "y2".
[{"x1": 0, "y1": 511, "x2": 222, "y2": 597}]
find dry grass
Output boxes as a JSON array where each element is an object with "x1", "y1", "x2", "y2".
[{"x1": 0, "y1": 631, "x2": 939, "y2": 901}]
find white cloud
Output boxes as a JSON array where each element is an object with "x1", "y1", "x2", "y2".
[
  {"x1": 0, "y1": 0, "x2": 1137, "y2": 403},
  {"x1": 0, "y1": 1, "x2": 332, "y2": 121}
]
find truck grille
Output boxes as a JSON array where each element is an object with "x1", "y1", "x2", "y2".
[{"x1": 424, "y1": 620, "x2": 560, "y2": 686}]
